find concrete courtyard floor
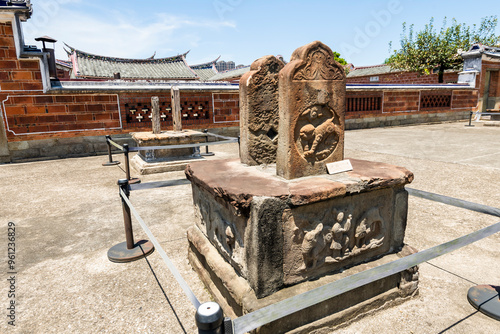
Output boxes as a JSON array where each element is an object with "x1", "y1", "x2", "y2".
[{"x1": 1, "y1": 120, "x2": 499, "y2": 334}]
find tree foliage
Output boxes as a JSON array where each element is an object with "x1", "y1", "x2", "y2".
[
  {"x1": 387, "y1": 16, "x2": 500, "y2": 82},
  {"x1": 333, "y1": 51, "x2": 347, "y2": 66}
]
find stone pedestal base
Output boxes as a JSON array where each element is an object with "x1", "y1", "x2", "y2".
[
  {"x1": 131, "y1": 130, "x2": 207, "y2": 174},
  {"x1": 185, "y1": 158, "x2": 418, "y2": 333},
  {"x1": 130, "y1": 154, "x2": 203, "y2": 174},
  {"x1": 188, "y1": 226, "x2": 418, "y2": 333}
]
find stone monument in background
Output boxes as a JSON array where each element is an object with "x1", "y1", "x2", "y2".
[
  {"x1": 185, "y1": 41, "x2": 419, "y2": 333},
  {"x1": 239, "y1": 55, "x2": 284, "y2": 165},
  {"x1": 130, "y1": 90, "x2": 206, "y2": 174}
]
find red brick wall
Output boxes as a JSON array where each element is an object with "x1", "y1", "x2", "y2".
[
  {"x1": 119, "y1": 92, "x2": 215, "y2": 130},
  {"x1": 489, "y1": 70, "x2": 499, "y2": 97},
  {"x1": 346, "y1": 89, "x2": 478, "y2": 120},
  {"x1": 3, "y1": 94, "x2": 120, "y2": 139},
  {"x1": 347, "y1": 70, "x2": 459, "y2": 85},
  {"x1": 0, "y1": 23, "x2": 43, "y2": 92},
  {"x1": 213, "y1": 93, "x2": 239, "y2": 122}
]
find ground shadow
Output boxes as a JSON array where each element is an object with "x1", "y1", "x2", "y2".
[
  {"x1": 140, "y1": 244, "x2": 188, "y2": 334},
  {"x1": 437, "y1": 311, "x2": 478, "y2": 333}
]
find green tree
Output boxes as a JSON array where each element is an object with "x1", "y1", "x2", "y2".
[
  {"x1": 332, "y1": 51, "x2": 349, "y2": 74},
  {"x1": 388, "y1": 16, "x2": 500, "y2": 82},
  {"x1": 333, "y1": 51, "x2": 347, "y2": 66}
]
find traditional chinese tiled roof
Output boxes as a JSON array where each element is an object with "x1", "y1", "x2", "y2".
[
  {"x1": 55, "y1": 59, "x2": 72, "y2": 68},
  {"x1": 190, "y1": 57, "x2": 220, "y2": 81},
  {"x1": 347, "y1": 64, "x2": 396, "y2": 78},
  {"x1": 208, "y1": 65, "x2": 250, "y2": 81},
  {"x1": 461, "y1": 43, "x2": 500, "y2": 59},
  {"x1": 65, "y1": 44, "x2": 198, "y2": 80}
]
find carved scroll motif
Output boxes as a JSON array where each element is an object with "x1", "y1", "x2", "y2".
[
  {"x1": 293, "y1": 47, "x2": 344, "y2": 81},
  {"x1": 294, "y1": 207, "x2": 386, "y2": 272}
]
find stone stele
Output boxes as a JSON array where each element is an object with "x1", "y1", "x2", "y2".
[
  {"x1": 239, "y1": 55, "x2": 284, "y2": 165},
  {"x1": 277, "y1": 41, "x2": 346, "y2": 179},
  {"x1": 186, "y1": 42, "x2": 419, "y2": 333}
]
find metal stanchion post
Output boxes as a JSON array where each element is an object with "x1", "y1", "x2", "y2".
[
  {"x1": 102, "y1": 135, "x2": 121, "y2": 166},
  {"x1": 196, "y1": 302, "x2": 232, "y2": 334},
  {"x1": 201, "y1": 129, "x2": 214, "y2": 157},
  {"x1": 467, "y1": 284, "x2": 500, "y2": 320},
  {"x1": 465, "y1": 111, "x2": 475, "y2": 127},
  {"x1": 107, "y1": 179, "x2": 154, "y2": 263},
  {"x1": 123, "y1": 144, "x2": 141, "y2": 184}
]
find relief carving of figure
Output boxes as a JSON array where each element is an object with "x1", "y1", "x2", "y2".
[
  {"x1": 354, "y1": 207, "x2": 385, "y2": 250},
  {"x1": 298, "y1": 223, "x2": 328, "y2": 271},
  {"x1": 295, "y1": 207, "x2": 386, "y2": 273}
]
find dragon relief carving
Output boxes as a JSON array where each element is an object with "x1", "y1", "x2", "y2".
[
  {"x1": 293, "y1": 47, "x2": 344, "y2": 81},
  {"x1": 296, "y1": 207, "x2": 385, "y2": 272}
]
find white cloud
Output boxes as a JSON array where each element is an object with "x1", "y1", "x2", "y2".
[{"x1": 22, "y1": 3, "x2": 236, "y2": 61}]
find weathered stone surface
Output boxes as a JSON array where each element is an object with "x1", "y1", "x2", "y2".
[
  {"x1": 188, "y1": 224, "x2": 419, "y2": 333},
  {"x1": 239, "y1": 55, "x2": 284, "y2": 165},
  {"x1": 171, "y1": 86, "x2": 182, "y2": 131},
  {"x1": 132, "y1": 130, "x2": 205, "y2": 162},
  {"x1": 186, "y1": 158, "x2": 413, "y2": 297},
  {"x1": 277, "y1": 41, "x2": 346, "y2": 179},
  {"x1": 283, "y1": 187, "x2": 407, "y2": 285},
  {"x1": 151, "y1": 96, "x2": 161, "y2": 134},
  {"x1": 185, "y1": 158, "x2": 413, "y2": 212}
]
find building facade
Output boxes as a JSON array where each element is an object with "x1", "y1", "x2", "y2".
[{"x1": 0, "y1": 2, "x2": 481, "y2": 162}]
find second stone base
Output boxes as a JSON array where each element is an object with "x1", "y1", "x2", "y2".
[
  {"x1": 187, "y1": 225, "x2": 419, "y2": 334},
  {"x1": 130, "y1": 154, "x2": 205, "y2": 174}
]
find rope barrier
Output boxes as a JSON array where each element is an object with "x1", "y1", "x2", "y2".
[
  {"x1": 130, "y1": 179, "x2": 191, "y2": 191},
  {"x1": 107, "y1": 138, "x2": 124, "y2": 151},
  {"x1": 128, "y1": 139, "x2": 238, "y2": 152},
  {"x1": 119, "y1": 188, "x2": 201, "y2": 309},
  {"x1": 407, "y1": 188, "x2": 500, "y2": 218},
  {"x1": 232, "y1": 221, "x2": 500, "y2": 334}
]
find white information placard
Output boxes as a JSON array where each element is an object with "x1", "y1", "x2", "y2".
[{"x1": 326, "y1": 159, "x2": 353, "y2": 175}]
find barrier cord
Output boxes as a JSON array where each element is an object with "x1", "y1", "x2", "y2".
[
  {"x1": 232, "y1": 221, "x2": 500, "y2": 334},
  {"x1": 407, "y1": 188, "x2": 500, "y2": 218},
  {"x1": 119, "y1": 188, "x2": 201, "y2": 309},
  {"x1": 107, "y1": 138, "x2": 124, "y2": 151},
  {"x1": 106, "y1": 133, "x2": 238, "y2": 152}
]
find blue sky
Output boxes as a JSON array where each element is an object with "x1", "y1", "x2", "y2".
[{"x1": 22, "y1": 0, "x2": 500, "y2": 67}]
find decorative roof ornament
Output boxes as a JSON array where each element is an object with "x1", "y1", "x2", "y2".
[
  {"x1": 63, "y1": 43, "x2": 189, "y2": 64},
  {"x1": 147, "y1": 51, "x2": 156, "y2": 60}
]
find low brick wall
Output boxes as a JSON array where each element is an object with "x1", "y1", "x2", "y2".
[{"x1": 346, "y1": 110, "x2": 470, "y2": 130}]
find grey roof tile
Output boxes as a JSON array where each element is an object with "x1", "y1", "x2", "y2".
[
  {"x1": 208, "y1": 65, "x2": 250, "y2": 81},
  {"x1": 190, "y1": 57, "x2": 219, "y2": 81},
  {"x1": 66, "y1": 45, "x2": 197, "y2": 80}
]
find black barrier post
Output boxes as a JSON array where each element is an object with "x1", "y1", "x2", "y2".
[
  {"x1": 102, "y1": 135, "x2": 121, "y2": 166},
  {"x1": 123, "y1": 143, "x2": 141, "y2": 184},
  {"x1": 201, "y1": 129, "x2": 215, "y2": 156},
  {"x1": 465, "y1": 111, "x2": 475, "y2": 127},
  {"x1": 107, "y1": 179, "x2": 154, "y2": 262},
  {"x1": 120, "y1": 179, "x2": 134, "y2": 249},
  {"x1": 196, "y1": 302, "x2": 232, "y2": 334}
]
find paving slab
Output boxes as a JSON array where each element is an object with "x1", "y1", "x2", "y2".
[{"x1": 0, "y1": 120, "x2": 499, "y2": 333}]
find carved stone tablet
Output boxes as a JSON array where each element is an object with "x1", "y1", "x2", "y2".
[
  {"x1": 277, "y1": 41, "x2": 346, "y2": 179},
  {"x1": 239, "y1": 55, "x2": 284, "y2": 165}
]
